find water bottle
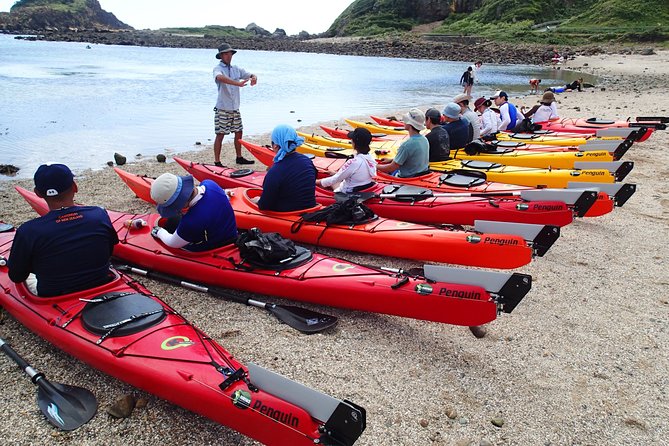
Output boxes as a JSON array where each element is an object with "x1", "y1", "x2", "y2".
[{"x1": 124, "y1": 219, "x2": 148, "y2": 229}]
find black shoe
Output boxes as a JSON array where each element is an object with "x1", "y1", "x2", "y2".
[
  {"x1": 214, "y1": 161, "x2": 223, "y2": 167},
  {"x1": 236, "y1": 156, "x2": 255, "y2": 165}
]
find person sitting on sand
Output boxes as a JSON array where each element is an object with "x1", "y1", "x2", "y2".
[
  {"x1": 474, "y1": 97, "x2": 501, "y2": 138},
  {"x1": 316, "y1": 128, "x2": 377, "y2": 193},
  {"x1": 424, "y1": 108, "x2": 451, "y2": 162},
  {"x1": 8, "y1": 163, "x2": 118, "y2": 296},
  {"x1": 377, "y1": 108, "x2": 429, "y2": 178},
  {"x1": 442, "y1": 102, "x2": 473, "y2": 148},
  {"x1": 529, "y1": 79, "x2": 541, "y2": 94},
  {"x1": 258, "y1": 124, "x2": 317, "y2": 212},
  {"x1": 491, "y1": 90, "x2": 525, "y2": 132},
  {"x1": 150, "y1": 172, "x2": 238, "y2": 251},
  {"x1": 522, "y1": 91, "x2": 560, "y2": 123}
]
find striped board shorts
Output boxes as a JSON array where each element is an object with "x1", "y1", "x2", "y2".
[{"x1": 214, "y1": 108, "x2": 243, "y2": 135}]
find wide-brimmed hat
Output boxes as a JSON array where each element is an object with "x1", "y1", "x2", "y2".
[
  {"x1": 490, "y1": 90, "x2": 508, "y2": 100},
  {"x1": 34, "y1": 163, "x2": 74, "y2": 197},
  {"x1": 402, "y1": 108, "x2": 426, "y2": 131},
  {"x1": 452, "y1": 93, "x2": 472, "y2": 104},
  {"x1": 442, "y1": 102, "x2": 461, "y2": 120},
  {"x1": 474, "y1": 97, "x2": 487, "y2": 109},
  {"x1": 541, "y1": 91, "x2": 556, "y2": 103},
  {"x1": 216, "y1": 43, "x2": 237, "y2": 59},
  {"x1": 347, "y1": 128, "x2": 373, "y2": 148},
  {"x1": 150, "y1": 173, "x2": 195, "y2": 218}
]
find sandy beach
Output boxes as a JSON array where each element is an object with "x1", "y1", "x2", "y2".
[{"x1": 1, "y1": 50, "x2": 668, "y2": 446}]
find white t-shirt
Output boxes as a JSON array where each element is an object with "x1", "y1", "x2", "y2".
[
  {"x1": 320, "y1": 153, "x2": 377, "y2": 193},
  {"x1": 532, "y1": 104, "x2": 559, "y2": 123},
  {"x1": 480, "y1": 108, "x2": 501, "y2": 136}
]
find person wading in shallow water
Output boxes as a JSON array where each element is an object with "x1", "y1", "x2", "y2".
[{"x1": 212, "y1": 42, "x2": 258, "y2": 167}]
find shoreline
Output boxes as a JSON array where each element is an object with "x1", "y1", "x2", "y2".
[{"x1": 1, "y1": 51, "x2": 668, "y2": 446}]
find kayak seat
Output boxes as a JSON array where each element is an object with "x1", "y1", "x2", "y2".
[
  {"x1": 230, "y1": 168, "x2": 254, "y2": 178},
  {"x1": 81, "y1": 292, "x2": 166, "y2": 337},
  {"x1": 381, "y1": 184, "x2": 433, "y2": 202},
  {"x1": 492, "y1": 140, "x2": 525, "y2": 148},
  {"x1": 439, "y1": 170, "x2": 487, "y2": 187},
  {"x1": 508, "y1": 133, "x2": 539, "y2": 140},
  {"x1": 530, "y1": 130, "x2": 553, "y2": 135},
  {"x1": 586, "y1": 118, "x2": 615, "y2": 125},
  {"x1": 243, "y1": 245, "x2": 313, "y2": 271},
  {"x1": 460, "y1": 160, "x2": 503, "y2": 170}
]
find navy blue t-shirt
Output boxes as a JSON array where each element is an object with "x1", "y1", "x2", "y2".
[
  {"x1": 443, "y1": 119, "x2": 472, "y2": 150},
  {"x1": 258, "y1": 152, "x2": 317, "y2": 212},
  {"x1": 8, "y1": 206, "x2": 119, "y2": 296}
]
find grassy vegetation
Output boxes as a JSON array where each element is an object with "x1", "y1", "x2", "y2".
[
  {"x1": 329, "y1": 0, "x2": 668, "y2": 43},
  {"x1": 13, "y1": 0, "x2": 86, "y2": 12},
  {"x1": 158, "y1": 25, "x2": 253, "y2": 38}
]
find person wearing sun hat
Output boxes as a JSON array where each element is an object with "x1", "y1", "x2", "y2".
[
  {"x1": 150, "y1": 172, "x2": 237, "y2": 251},
  {"x1": 491, "y1": 90, "x2": 525, "y2": 132},
  {"x1": 441, "y1": 102, "x2": 473, "y2": 149},
  {"x1": 474, "y1": 97, "x2": 501, "y2": 137},
  {"x1": 521, "y1": 90, "x2": 560, "y2": 124},
  {"x1": 8, "y1": 163, "x2": 118, "y2": 296},
  {"x1": 377, "y1": 108, "x2": 429, "y2": 178},
  {"x1": 452, "y1": 93, "x2": 480, "y2": 141},
  {"x1": 212, "y1": 42, "x2": 258, "y2": 167},
  {"x1": 317, "y1": 127, "x2": 377, "y2": 193},
  {"x1": 258, "y1": 124, "x2": 317, "y2": 212}
]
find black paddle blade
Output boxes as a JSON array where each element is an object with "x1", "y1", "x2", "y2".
[
  {"x1": 268, "y1": 304, "x2": 338, "y2": 334},
  {"x1": 36, "y1": 380, "x2": 97, "y2": 431}
]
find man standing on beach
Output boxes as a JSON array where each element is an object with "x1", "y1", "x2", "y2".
[{"x1": 213, "y1": 43, "x2": 258, "y2": 166}]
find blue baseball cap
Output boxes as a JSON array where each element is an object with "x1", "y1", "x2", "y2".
[
  {"x1": 150, "y1": 173, "x2": 195, "y2": 218},
  {"x1": 34, "y1": 163, "x2": 74, "y2": 197}
]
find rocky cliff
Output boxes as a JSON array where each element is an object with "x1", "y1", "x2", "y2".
[{"x1": 0, "y1": 0, "x2": 132, "y2": 32}]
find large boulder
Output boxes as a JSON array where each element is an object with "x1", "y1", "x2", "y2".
[{"x1": 245, "y1": 22, "x2": 271, "y2": 36}]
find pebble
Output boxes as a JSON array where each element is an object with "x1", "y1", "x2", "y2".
[
  {"x1": 459, "y1": 417, "x2": 469, "y2": 425},
  {"x1": 445, "y1": 408, "x2": 458, "y2": 419},
  {"x1": 106, "y1": 161, "x2": 114, "y2": 166},
  {"x1": 480, "y1": 440, "x2": 493, "y2": 446},
  {"x1": 491, "y1": 417, "x2": 504, "y2": 428},
  {"x1": 419, "y1": 418, "x2": 429, "y2": 427},
  {"x1": 156, "y1": 154, "x2": 167, "y2": 163},
  {"x1": 107, "y1": 394, "x2": 136, "y2": 418}
]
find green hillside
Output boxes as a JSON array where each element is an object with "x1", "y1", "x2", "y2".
[{"x1": 327, "y1": 0, "x2": 669, "y2": 43}]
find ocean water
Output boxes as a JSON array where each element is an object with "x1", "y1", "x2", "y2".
[{"x1": 0, "y1": 34, "x2": 585, "y2": 179}]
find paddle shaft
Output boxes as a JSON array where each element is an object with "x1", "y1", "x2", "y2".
[{"x1": 0, "y1": 338, "x2": 39, "y2": 379}]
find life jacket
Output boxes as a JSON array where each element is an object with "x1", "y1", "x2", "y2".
[{"x1": 506, "y1": 103, "x2": 519, "y2": 131}]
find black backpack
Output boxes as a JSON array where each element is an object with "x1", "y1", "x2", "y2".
[
  {"x1": 235, "y1": 228, "x2": 297, "y2": 264},
  {"x1": 300, "y1": 197, "x2": 376, "y2": 227}
]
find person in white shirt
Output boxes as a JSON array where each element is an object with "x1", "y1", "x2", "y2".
[
  {"x1": 491, "y1": 90, "x2": 525, "y2": 132},
  {"x1": 317, "y1": 128, "x2": 377, "y2": 193},
  {"x1": 474, "y1": 97, "x2": 501, "y2": 137},
  {"x1": 522, "y1": 91, "x2": 560, "y2": 123}
]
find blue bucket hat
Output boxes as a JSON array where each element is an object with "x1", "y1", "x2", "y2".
[
  {"x1": 442, "y1": 102, "x2": 461, "y2": 119},
  {"x1": 150, "y1": 173, "x2": 195, "y2": 218}
]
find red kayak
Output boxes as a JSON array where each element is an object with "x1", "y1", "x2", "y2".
[
  {"x1": 115, "y1": 168, "x2": 557, "y2": 268},
  {"x1": 175, "y1": 155, "x2": 579, "y2": 228},
  {"x1": 0, "y1": 227, "x2": 366, "y2": 446},
  {"x1": 535, "y1": 118, "x2": 665, "y2": 142},
  {"x1": 306, "y1": 135, "x2": 631, "y2": 213},
  {"x1": 368, "y1": 115, "x2": 657, "y2": 142},
  {"x1": 16, "y1": 187, "x2": 532, "y2": 327}
]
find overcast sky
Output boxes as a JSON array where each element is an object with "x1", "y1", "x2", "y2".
[{"x1": 0, "y1": 0, "x2": 355, "y2": 35}]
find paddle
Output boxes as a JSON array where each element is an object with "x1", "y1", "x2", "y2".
[
  {"x1": 0, "y1": 337, "x2": 97, "y2": 431},
  {"x1": 115, "y1": 264, "x2": 338, "y2": 334}
]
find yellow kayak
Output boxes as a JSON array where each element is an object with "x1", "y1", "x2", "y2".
[
  {"x1": 297, "y1": 133, "x2": 616, "y2": 170},
  {"x1": 297, "y1": 142, "x2": 632, "y2": 188},
  {"x1": 345, "y1": 118, "x2": 629, "y2": 146}
]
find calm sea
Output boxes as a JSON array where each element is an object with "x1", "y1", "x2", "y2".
[{"x1": 0, "y1": 34, "x2": 584, "y2": 179}]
